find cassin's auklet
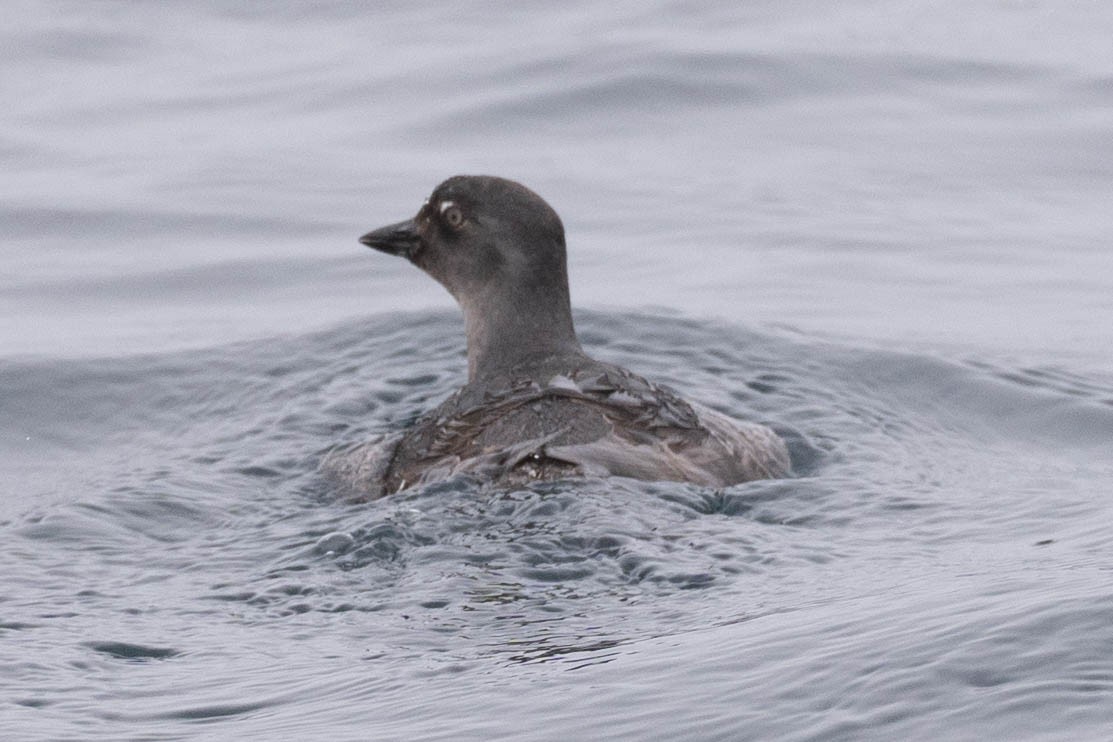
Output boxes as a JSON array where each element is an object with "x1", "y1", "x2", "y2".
[{"x1": 326, "y1": 175, "x2": 790, "y2": 497}]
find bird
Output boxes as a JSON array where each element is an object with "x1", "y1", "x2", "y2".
[{"x1": 325, "y1": 175, "x2": 789, "y2": 498}]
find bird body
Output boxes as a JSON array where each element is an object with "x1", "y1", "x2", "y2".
[{"x1": 328, "y1": 176, "x2": 789, "y2": 497}]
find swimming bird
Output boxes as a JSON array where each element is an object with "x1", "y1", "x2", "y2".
[{"x1": 327, "y1": 175, "x2": 789, "y2": 497}]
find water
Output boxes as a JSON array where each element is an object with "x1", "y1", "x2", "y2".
[{"x1": 3, "y1": 2, "x2": 1113, "y2": 739}]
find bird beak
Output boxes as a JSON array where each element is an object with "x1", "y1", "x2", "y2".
[{"x1": 359, "y1": 219, "x2": 420, "y2": 259}]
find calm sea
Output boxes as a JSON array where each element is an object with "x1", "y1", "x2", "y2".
[{"x1": 3, "y1": 2, "x2": 1113, "y2": 740}]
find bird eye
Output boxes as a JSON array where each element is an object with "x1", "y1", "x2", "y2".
[{"x1": 440, "y1": 201, "x2": 464, "y2": 229}]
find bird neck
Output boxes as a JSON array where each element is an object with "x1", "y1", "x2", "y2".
[{"x1": 460, "y1": 280, "x2": 584, "y2": 384}]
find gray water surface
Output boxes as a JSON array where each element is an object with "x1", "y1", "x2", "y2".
[{"x1": 3, "y1": 2, "x2": 1113, "y2": 740}]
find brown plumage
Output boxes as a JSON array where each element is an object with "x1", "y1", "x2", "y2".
[{"x1": 325, "y1": 176, "x2": 789, "y2": 498}]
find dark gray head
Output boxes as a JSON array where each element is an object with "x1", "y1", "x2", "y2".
[{"x1": 361, "y1": 175, "x2": 584, "y2": 382}]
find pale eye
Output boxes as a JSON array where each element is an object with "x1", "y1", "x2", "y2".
[{"x1": 441, "y1": 202, "x2": 464, "y2": 229}]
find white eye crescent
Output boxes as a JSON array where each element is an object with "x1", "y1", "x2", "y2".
[{"x1": 440, "y1": 200, "x2": 464, "y2": 229}]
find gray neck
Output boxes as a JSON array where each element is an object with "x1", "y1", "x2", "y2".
[{"x1": 460, "y1": 281, "x2": 584, "y2": 383}]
